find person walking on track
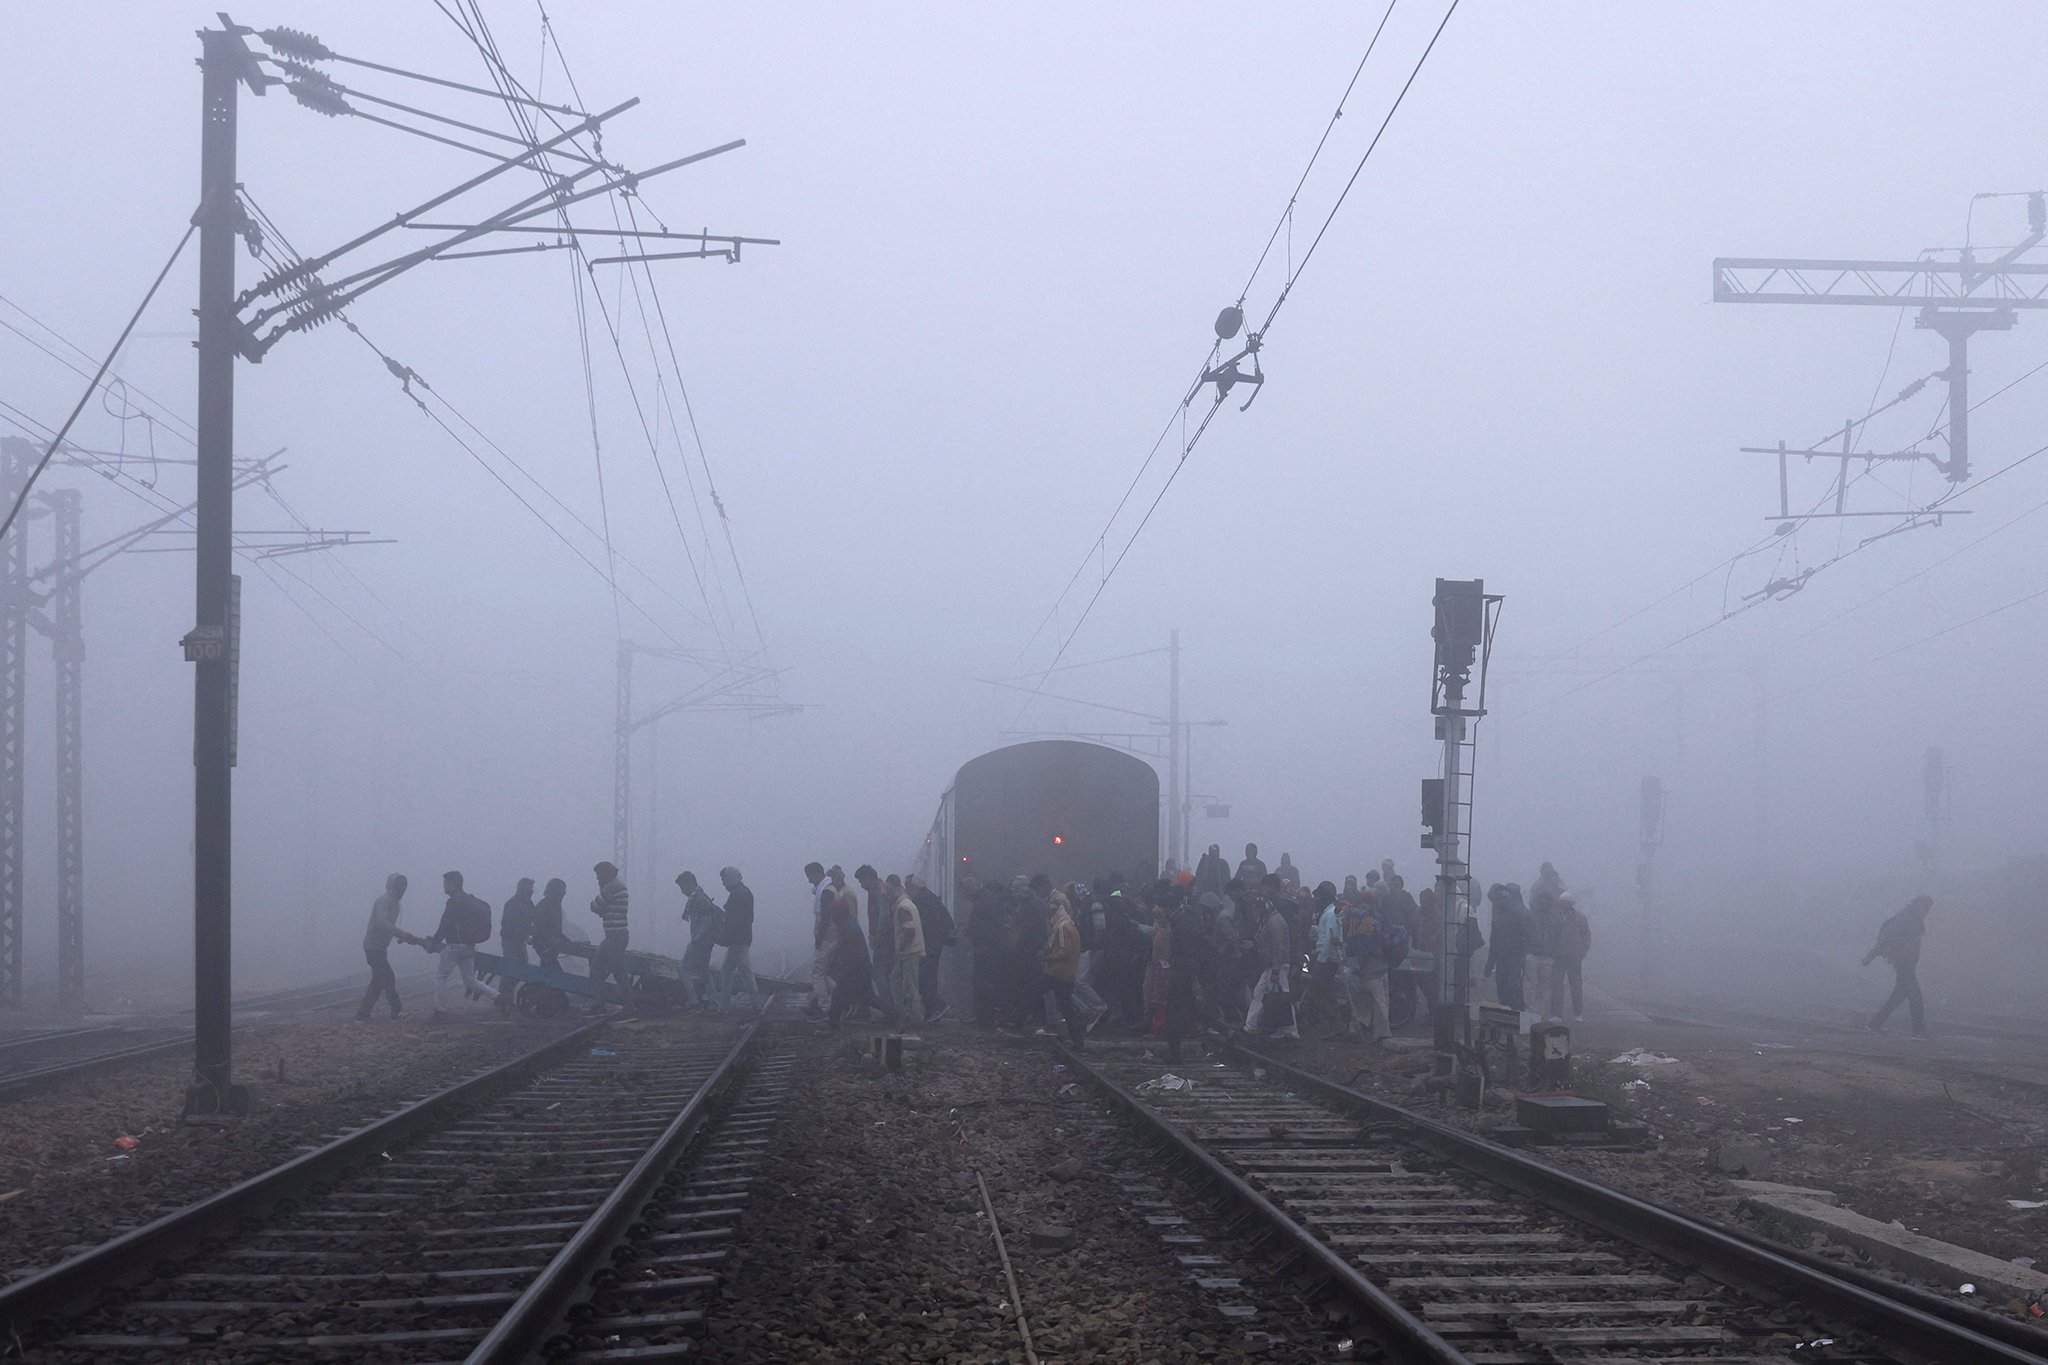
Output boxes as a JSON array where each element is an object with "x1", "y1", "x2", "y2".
[
  {"x1": 1863, "y1": 894, "x2": 1933, "y2": 1038},
  {"x1": 356, "y1": 873, "x2": 408, "y2": 1021},
  {"x1": 713, "y1": 866, "x2": 758, "y2": 1009},
  {"x1": 426, "y1": 870, "x2": 501, "y2": 1021},
  {"x1": 589, "y1": 861, "x2": 631, "y2": 1013}
]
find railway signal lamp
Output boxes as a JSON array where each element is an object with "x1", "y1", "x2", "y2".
[{"x1": 1419, "y1": 778, "x2": 1445, "y2": 849}]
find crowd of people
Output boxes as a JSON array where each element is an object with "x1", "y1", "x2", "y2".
[
  {"x1": 355, "y1": 861, "x2": 760, "y2": 1022},
  {"x1": 800, "y1": 841, "x2": 1598, "y2": 1055},
  {"x1": 354, "y1": 841, "x2": 1938, "y2": 1043}
]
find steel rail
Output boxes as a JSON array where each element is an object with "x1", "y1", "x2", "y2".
[
  {"x1": 0, "y1": 1016, "x2": 608, "y2": 1342},
  {"x1": 1228, "y1": 1041, "x2": 2048, "y2": 1365},
  {"x1": 0, "y1": 1032, "x2": 198, "y2": 1100},
  {"x1": 465, "y1": 1017, "x2": 765, "y2": 1362},
  {"x1": 0, "y1": 975, "x2": 421, "y2": 1100},
  {"x1": 1052, "y1": 1041, "x2": 1470, "y2": 1365},
  {"x1": 0, "y1": 1024, "x2": 121, "y2": 1055}
]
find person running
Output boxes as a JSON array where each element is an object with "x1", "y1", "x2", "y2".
[
  {"x1": 588, "y1": 861, "x2": 631, "y2": 1013},
  {"x1": 1863, "y1": 895, "x2": 1933, "y2": 1037},
  {"x1": 714, "y1": 866, "x2": 758, "y2": 1009},
  {"x1": 426, "y1": 871, "x2": 500, "y2": 1020},
  {"x1": 531, "y1": 877, "x2": 567, "y2": 974},
  {"x1": 677, "y1": 871, "x2": 721, "y2": 1009},
  {"x1": 500, "y1": 878, "x2": 536, "y2": 969},
  {"x1": 356, "y1": 873, "x2": 409, "y2": 1021}
]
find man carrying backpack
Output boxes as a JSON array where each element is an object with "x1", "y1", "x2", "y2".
[
  {"x1": 1863, "y1": 895, "x2": 1933, "y2": 1037},
  {"x1": 426, "y1": 870, "x2": 502, "y2": 1021}
]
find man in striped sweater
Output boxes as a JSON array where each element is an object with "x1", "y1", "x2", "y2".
[{"x1": 589, "y1": 861, "x2": 631, "y2": 1013}]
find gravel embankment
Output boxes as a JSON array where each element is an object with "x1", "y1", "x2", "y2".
[
  {"x1": 705, "y1": 1028, "x2": 1330, "y2": 1364},
  {"x1": 1, "y1": 1007, "x2": 584, "y2": 1281}
]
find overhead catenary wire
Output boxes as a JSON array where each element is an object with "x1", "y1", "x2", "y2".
[
  {"x1": 0, "y1": 220, "x2": 195, "y2": 543},
  {"x1": 1014, "y1": 2, "x2": 1461, "y2": 706}
]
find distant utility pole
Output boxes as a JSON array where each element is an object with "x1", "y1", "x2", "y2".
[
  {"x1": 987, "y1": 631, "x2": 1217, "y2": 871},
  {"x1": 0, "y1": 440, "x2": 26, "y2": 1008},
  {"x1": 1421, "y1": 577, "x2": 1502, "y2": 1103},
  {"x1": 613, "y1": 641, "x2": 799, "y2": 889},
  {"x1": 0, "y1": 436, "x2": 358, "y2": 1013},
  {"x1": 180, "y1": 16, "x2": 770, "y2": 1114},
  {"x1": 1716, "y1": 194, "x2": 2047, "y2": 503},
  {"x1": 1636, "y1": 775, "x2": 1664, "y2": 991}
]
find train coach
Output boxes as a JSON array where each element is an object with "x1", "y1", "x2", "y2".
[{"x1": 913, "y1": 738, "x2": 1161, "y2": 909}]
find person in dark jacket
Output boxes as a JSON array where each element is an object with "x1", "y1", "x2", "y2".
[
  {"x1": 824, "y1": 892, "x2": 875, "y2": 1028},
  {"x1": 1549, "y1": 892, "x2": 1593, "y2": 1020},
  {"x1": 1863, "y1": 895, "x2": 1933, "y2": 1037},
  {"x1": 1194, "y1": 844, "x2": 1229, "y2": 898},
  {"x1": 500, "y1": 878, "x2": 536, "y2": 969},
  {"x1": 530, "y1": 878, "x2": 567, "y2": 973},
  {"x1": 1235, "y1": 842, "x2": 1268, "y2": 885},
  {"x1": 427, "y1": 870, "x2": 501, "y2": 1020},
  {"x1": 713, "y1": 865, "x2": 757, "y2": 1009},
  {"x1": 908, "y1": 874, "x2": 954, "y2": 1023},
  {"x1": 965, "y1": 874, "x2": 1010, "y2": 1029},
  {"x1": 676, "y1": 871, "x2": 721, "y2": 1008},
  {"x1": 1483, "y1": 883, "x2": 1528, "y2": 1012}
]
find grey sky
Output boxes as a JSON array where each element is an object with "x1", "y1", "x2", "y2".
[{"x1": 5, "y1": 2, "x2": 2045, "y2": 986}]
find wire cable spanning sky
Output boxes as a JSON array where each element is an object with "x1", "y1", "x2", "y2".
[{"x1": 1010, "y1": 0, "x2": 1462, "y2": 721}]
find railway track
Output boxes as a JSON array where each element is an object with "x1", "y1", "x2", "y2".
[
  {"x1": 0, "y1": 1004, "x2": 786, "y2": 1362},
  {"x1": 0, "y1": 975, "x2": 402, "y2": 1100},
  {"x1": 1060, "y1": 1039, "x2": 2048, "y2": 1365}
]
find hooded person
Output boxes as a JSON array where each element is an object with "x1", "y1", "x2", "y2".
[
  {"x1": 1483, "y1": 883, "x2": 1529, "y2": 1012},
  {"x1": 356, "y1": 873, "x2": 409, "y2": 1021},
  {"x1": 531, "y1": 878, "x2": 568, "y2": 973},
  {"x1": 1194, "y1": 843, "x2": 1229, "y2": 897},
  {"x1": 1863, "y1": 895, "x2": 1933, "y2": 1037},
  {"x1": 1549, "y1": 892, "x2": 1592, "y2": 1020},
  {"x1": 500, "y1": 878, "x2": 537, "y2": 969},
  {"x1": 1236, "y1": 842, "x2": 1269, "y2": 886}
]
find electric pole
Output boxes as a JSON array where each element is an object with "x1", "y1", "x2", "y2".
[
  {"x1": 1167, "y1": 628, "x2": 1182, "y2": 870},
  {"x1": 0, "y1": 440, "x2": 26, "y2": 1009},
  {"x1": 180, "y1": 24, "x2": 257, "y2": 1114},
  {"x1": 1637, "y1": 774, "x2": 1664, "y2": 991},
  {"x1": 45, "y1": 490, "x2": 83, "y2": 1012},
  {"x1": 170, "y1": 15, "x2": 770, "y2": 1113},
  {"x1": 1715, "y1": 195, "x2": 2048, "y2": 500}
]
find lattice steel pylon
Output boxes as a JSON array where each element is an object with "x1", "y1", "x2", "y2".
[
  {"x1": 0, "y1": 441, "x2": 27, "y2": 1008},
  {"x1": 46, "y1": 490, "x2": 83, "y2": 1012}
]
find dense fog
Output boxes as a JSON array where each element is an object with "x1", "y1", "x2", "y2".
[{"x1": 3, "y1": 3, "x2": 2043, "y2": 1014}]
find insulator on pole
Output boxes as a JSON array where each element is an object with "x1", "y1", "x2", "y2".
[{"x1": 259, "y1": 26, "x2": 333, "y2": 61}]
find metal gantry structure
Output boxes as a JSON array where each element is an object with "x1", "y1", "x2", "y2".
[
  {"x1": 1715, "y1": 197, "x2": 2048, "y2": 499},
  {"x1": 0, "y1": 435, "x2": 373, "y2": 1011},
  {"x1": 177, "y1": 15, "x2": 772, "y2": 1112},
  {"x1": 614, "y1": 641, "x2": 799, "y2": 898}
]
